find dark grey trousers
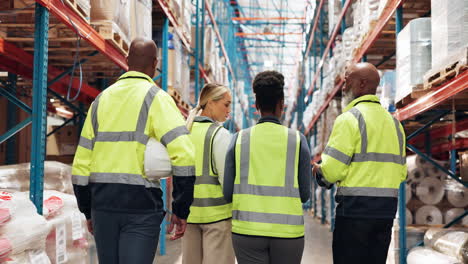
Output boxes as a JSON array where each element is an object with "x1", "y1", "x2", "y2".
[
  {"x1": 232, "y1": 233, "x2": 304, "y2": 264},
  {"x1": 92, "y1": 209, "x2": 165, "y2": 264}
]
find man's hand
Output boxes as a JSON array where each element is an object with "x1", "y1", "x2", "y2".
[
  {"x1": 168, "y1": 214, "x2": 187, "y2": 240},
  {"x1": 86, "y1": 219, "x2": 93, "y2": 235},
  {"x1": 312, "y1": 162, "x2": 321, "y2": 176}
]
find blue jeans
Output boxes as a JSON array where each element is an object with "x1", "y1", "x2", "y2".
[{"x1": 92, "y1": 209, "x2": 165, "y2": 264}]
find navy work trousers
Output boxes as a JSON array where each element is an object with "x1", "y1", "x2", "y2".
[{"x1": 92, "y1": 209, "x2": 165, "y2": 264}]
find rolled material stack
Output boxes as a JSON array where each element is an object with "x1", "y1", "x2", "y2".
[
  {"x1": 130, "y1": 0, "x2": 152, "y2": 40},
  {"x1": 408, "y1": 228, "x2": 468, "y2": 263},
  {"x1": 405, "y1": 155, "x2": 467, "y2": 226}
]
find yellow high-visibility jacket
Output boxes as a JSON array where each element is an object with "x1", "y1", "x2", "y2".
[
  {"x1": 320, "y1": 95, "x2": 407, "y2": 218},
  {"x1": 72, "y1": 71, "x2": 195, "y2": 219}
]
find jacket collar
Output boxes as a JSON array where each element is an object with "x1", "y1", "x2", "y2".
[
  {"x1": 194, "y1": 116, "x2": 215, "y2": 123},
  {"x1": 258, "y1": 116, "x2": 281, "y2": 125},
  {"x1": 343, "y1": 95, "x2": 380, "y2": 112},
  {"x1": 118, "y1": 71, "x2": 155, "y2": 83}
]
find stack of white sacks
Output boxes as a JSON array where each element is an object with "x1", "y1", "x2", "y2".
[
  {"x1": 407, "y1": 228, "x2": 468, "y2": 264},
  {"x1": 0, "y1": 162, "x2": 98, "y2": 264},
  {"x1": 405, "y1": 155, "x2": 468, "y2": 226}
]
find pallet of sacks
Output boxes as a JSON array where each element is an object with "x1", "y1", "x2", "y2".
[{"x1": 0, "y1": 162, "x2": 98, "y2": 264}]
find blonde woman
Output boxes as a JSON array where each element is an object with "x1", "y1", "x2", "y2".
[{"x1": 183, "y1": 83, "x2": 235, "y2": 264}]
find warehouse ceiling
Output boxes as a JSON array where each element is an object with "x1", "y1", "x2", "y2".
[{"x1": 234, "y1": 0, "x2": 315, "y2": 101}]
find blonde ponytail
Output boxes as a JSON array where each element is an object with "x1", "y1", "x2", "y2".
[{"x1": 186, "y1": 104, "x2": 203, "y2": 131}]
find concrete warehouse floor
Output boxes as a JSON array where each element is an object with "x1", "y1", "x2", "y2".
[{"x1": 154, "y1": 213, "x2": 333, "y2": 264}]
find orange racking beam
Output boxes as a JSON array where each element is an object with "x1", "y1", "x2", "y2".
[
  {"x1": 232, "y1": 17, "x2": 305, "y2": 21},
  {"x1": 236, "y1": 32, "x2": 303, "y2": 36}
]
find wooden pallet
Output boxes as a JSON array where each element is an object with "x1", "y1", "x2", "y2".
[
  {"x1": 396, "y1": 84, "x2": 425, "y2": 108},
  {"x1": 63, "y1": 0, "x2": 90, "y2": 22},
  {"x1": 424, "y1": 48, "x2": 468, "y2": 90},
  {"x1": 168, "y1": 87, "x2": 191, "y2": 112},
  {"x1": 92, "y1": 21, "x2": 129, "y2": 55}
]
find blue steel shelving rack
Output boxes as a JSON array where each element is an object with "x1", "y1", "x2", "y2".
[{"x1": 298, "y1": 1, "x2": 468, "y2": 264}]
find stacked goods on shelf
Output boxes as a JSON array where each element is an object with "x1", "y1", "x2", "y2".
[
  {"x1": 0, "y1": 163, "x2": 98, "y2": 263},
  {"x1": 234, "y1": 102, "x2": 243, "y2": 129},
  {"x1": 168, "y1": 32, "x2": 191, "y2": 104},
  {"x1": 47, "y1": 126, "x2": 78, "y2": 158},
  {"x1": 76, "y1": 0, "x2": 91, "y2": 20},
  {"x1": 0, "y1": 192, "x2": 51, "y2": 263},
  {"x1": 395, "y1": 18, "x2": 432, "y2": 105},
  {"x1": 461, "y1": 151, "x2": 468, "y2": 182},
  {"x1": 405, "y1": 155, "x2": 468, "y2": 226},
  {"x1": 378, "y1": 70, "x2": 396, "y2": 110},
  {"x1": 130, "y1": 0, "x2": 152, "y2": 40},
  {"x1": 180, "y1": 0, "x2": 193, "y2": 43},
  {"x1": 204, "y1": 26, "x2": 217, "y2": 75},
  {"x1": 407, "y1": 228, "x2": 468, "y2": 263},
  {"x1": 90, "y1": 0, "x2": 131, "y2": 51},
  {"x1": 424, "y1": 0, "x2": 468, "y2": 89}
]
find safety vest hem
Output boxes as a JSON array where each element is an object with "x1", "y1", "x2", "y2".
[
  {"x1": 232, "y1": 225, "x2": 304, "y2": 239},
  {"x1": 187, "y1": 215, "x2": 232, "y2": 224}
]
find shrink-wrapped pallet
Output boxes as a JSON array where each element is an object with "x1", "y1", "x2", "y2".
[
  {"x1": 424, "y1": 228, "x2": 468, "y2": 262},
  {"x1": 90, "y1": 0, "x2": 131, "y2": 44},
  {"x1": 0, "y1": 192, "x2": 51, "y2": 259},
  {"x1": 430, "y1": 0, "x2": 468, "y2": 68},
  {"x1": 379, "y1": 70, "x2": 396, "y2": 111},
  {"x1": 0, "y1": 162, "x2": 73, "y2": 194},
  {"x1": 130, "y1": 0, "x2": 152, "y2": 40},
  {"x1": 396, "y1": 18, "x2": 431, "y2": 103},
  {"x1": 407, "y1": 247, "x2": 459, "y2": 264}
]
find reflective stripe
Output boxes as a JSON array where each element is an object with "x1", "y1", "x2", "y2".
[
  {"x1": 337, "y1": 186, "x2": 398, "y2": 197},
  {"x1": 393, "y1": 117, "x2": 404, "y2": 156},
  {"x1": 195, "y1": 176, "x2": 220, "y2": 185},
  {"x1": 233, "y1": 210, "x2": 304, "y2": 225},
  {"x1": 78, "y1": 136, "x2": 93, "y2": 150},
  {"x1": 91, "y1": 94, "x2": 101, "y2": 147},
  {"x1": 173, "y1": 166, "x2": 195, "y2": 177},
  {"x1": 136, "y1": 85, "x2": 160, "y2": 133},
  {"x1": 72, "y1": 175, "x2": 89, "y2": 186},
  {"x1": 160, "y1": 126, "x2": 189, "y2": 146},
  {"x1": 89, "y1": 172, "x2": 158, "y2": 188},
  {"x1": 95, "y1": 131, "x2": 149, "y2": 145},
  {"x1": 349, "y1": 108, "x2": 367, "y2": 153},
  {"x1": 352, "y1": 153, "x2": 405, "y2": 165},
  {"x1": 323, "y1": 146, "x2": 352, "y2": 165},
  {"x1": 285, "y1": 130, "x2": 297, "y2": 189},
  {"x1": 235, "y1": 128, "x2": 299, "y2": 197},
  {"x1": 192, "y1": 197, "x2": 228, "y2": 207},
  {"x1": 233, "y1": 184, "x2": 298, "y2": 198}
]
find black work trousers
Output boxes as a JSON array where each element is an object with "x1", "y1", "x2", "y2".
[
  {"x1": 332, "y1": 216, "x2": 393, "y2": 264},
  {"x1": 232, "y1": 233, "x2": 304, "y2": 264},
  {"x1": 92, "y1": 209, "x2": 165, "y2": 264}
]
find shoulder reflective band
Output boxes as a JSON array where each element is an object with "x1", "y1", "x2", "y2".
[
  {"x1": 232, "y1": 210, "x2": 304, "y2": 225},
  {"x1": 349, "y1": 107, "x2": 405, "y2": 165},
  {"x1": 337, "y1": 186, "x2": 398, "y2": 198},
  {"x1": 234, "y1": 128, "x2": 300, "y2": 198},
  {"x1": 88, "y1": 172, "x2": 159, "y2": 188},
  {"x1": 78, "y1": 136, "x2": 93, "y2": 150},
  {"x1": 160, "y1": 126, "x2": 190, "y2": 147},
  {"x1": 323, "y1": 146, "x2": 352, "y2": 165},
  {"x1": 90, "y1": 86, "x2": 160, "y2": 148}
]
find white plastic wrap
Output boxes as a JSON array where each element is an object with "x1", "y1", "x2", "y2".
[
  {"x1": 416, "y1": 178, "x2": 445, "y2": 205},
  {"x1": 424, "y1": 228, "x2": 468, "y2": 262},
  {"x1": 446, "y1": 179, "x2": 468, "y2": 208},
  {"x1": 407, "y1": 247, "x2": 459, "y2": 264},
  {"x1": 430, "y1": 0, "x2": 468, "y2": 68},
  {"x1": 130, "y1": 0, "x2": 152, "y2": 40},
  {"x1": 406, "y1": 208, "x2": 413, "y2": 225},
  {"x1": 144, "y1": 138, "x2": 172, "y2": 182},
  {"x1": 379, "y1": 70, "x2": 396, "y2": 110},
  {"x1": 396, "y1": 18, "x2": 431, "y2": 103},
  {"x1": 90, "y1": 0, "x2": 131, "y2": 43},
  {"x1": 76, "y1": 0, "x2": 90, "y2": 19},
  {"x1": 445, "y1": 208, "x2": 468, "y2": 226},
  {"x1": 2, "y1": 250, "x2": 51, "y2": 264},
  {"x1": 0, "y1": 162, "x2": 73, "y2": 194},
  {"x1": 0, "y1": 192, "x2": 51, "y2": 258}
]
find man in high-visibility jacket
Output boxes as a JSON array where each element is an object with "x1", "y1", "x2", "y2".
[
  {"x1": 72, "y1": 38, "x2": 196, "y2": 264},
  {"x1": 314, "y1": 63, "x2": 407, "y2": 264}
]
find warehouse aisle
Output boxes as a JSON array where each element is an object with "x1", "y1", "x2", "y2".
[{"x1": 154, "y1": 213, "x2": 333, "y2": 263}]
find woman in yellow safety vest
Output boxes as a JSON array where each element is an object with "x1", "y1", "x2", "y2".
[
  {"x1": 223, "y1": 71, "x2": 312, "y2": 264},
  {"x1": 183, "y1": 83, "x2": 235, "y2": 264}
]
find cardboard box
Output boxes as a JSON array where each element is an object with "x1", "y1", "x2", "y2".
[{"x1": 47, "y1": 126, "x2": 78, "y2": 156}]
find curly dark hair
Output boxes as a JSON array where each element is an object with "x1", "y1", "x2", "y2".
[{"x1": 253, "y1": 71, "x2": 285, "y2": 113}]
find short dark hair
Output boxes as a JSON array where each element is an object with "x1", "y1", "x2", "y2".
[{"x1": 253, "y1": 71, "x2": 285, "y2": 113}]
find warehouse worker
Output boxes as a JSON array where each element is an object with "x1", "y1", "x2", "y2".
[
  {"x1": 313, "y1": 63, "x2": 407, "y2": 264},
  {"x1": 182, "y1": 83, "x2": 235, "y2": 264},
  {"x1": 71, "y1": 38, "x2": 196, "y2": 264},
  {"x1": 223, "y1": 71, "x2": 311, "y2": 264}
]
